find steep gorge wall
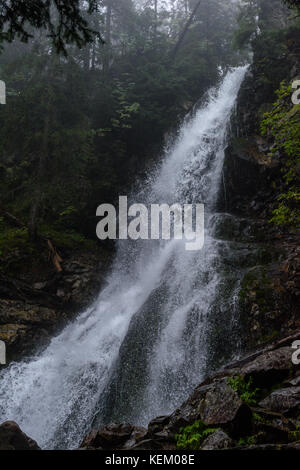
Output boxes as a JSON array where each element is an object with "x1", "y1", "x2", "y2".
[{"x1": 220, "y1": 29, "x2": 300, "y2": 352}]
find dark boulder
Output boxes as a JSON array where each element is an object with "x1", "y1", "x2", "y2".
[
  {"x1": 80, "y1": 424, "x2": 147, "y2": 450},
  {"x1": 236, "y1": 346, "x2": 296, "y2": 388},
  {"x1": 0, "y1": 421, "x2": 40, "y2": 450},
  {"x1": 259, "y1": 386, "x2": 300, "y2": 413},
  {"x1": 166, "y1": 378, "x2": 252, "y2": 438},
  {"x1": 201, "y1": 429, "x2": 233, "y2": 450}
]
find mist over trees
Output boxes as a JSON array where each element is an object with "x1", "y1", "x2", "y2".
[{"x1": 0, "y1": 0, "x2": 298, "y2": 249}]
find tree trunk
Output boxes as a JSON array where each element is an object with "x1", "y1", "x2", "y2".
[
  {"x1": 83, "y1": 45, "x2": 90, "y2": 71},
  {"x1": 185, "y1": 0, "x2": 189, "y2": 16},
  {"x1": 103, "y1": 0, "x2": 112, "y2": 74},
  {"x1": 28, "y1": 57, "x2": 53, "y2": 241},
  {"x1": 154, "y1": 0, "x2": 158, "y2": 43},
  {"x1": 171, "y1": 0, "x2": 203, "y2": 59},
  {"x1": 28, "y1": 111, "x2": 50, "y2": 240}
]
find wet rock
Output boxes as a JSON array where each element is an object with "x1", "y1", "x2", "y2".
[
  {"x1": 259, "y1": 386, "x2": 300, "y2": 413},
  {"x1": 57, "y1": 252, "x2": 109, "y2": 309},
  {"x1": 220, "y1": 137, "x2": 278, "y2": 215},
  {"x1": 80, "y1": 424, "x2": 147, "y2": 450},
  {"x1": 33, "y1": 282, "x2": 47, "y2": 290},
  {"x1": 0, "y1": 421, "x2": 40, "y2": 450},
  {"x1": 201, "y1": 429, "x2": 233, "y2": 450},
  {"x1": 0, "y1": 301, "x2": 58, "y2": 325},
  {"x1": 239, "y1": 246, "x2": 300, "y2": 352},
  {"x1": 147, "y1": 416, "x2": 170, "y2": 436},
  {"x1": 199, "y1": 379, "x2": 252, "y2": 432},
  {"x1": 284, "y1": 375, "x2": 300, "y2": 387},
  {"x1": 253, "y1": 419, "x2": 291, "y2": 445},
  {"x1": 79, "y1": 331, "x2": 300, "y2": 451},
  {"x1": 131, "y1": 438, "x2": 176, "y2": 450},
  {"x1": 56, "y1": 289, "x2": 65, "y2": 298},
  {"x1": 166, "y1": 378, "x2": 252, "y2": 437},
  {"x1": 0, "y1": 249, "x2": 110, "y2": 361},
  {"x1": 252, "y1": 407, "x2": 296, "y2": 434},
  {"x1": 0, "y1": 299, "x2": 63, "y2": 360},
  {"x1": 235, "y1": 347, "x2": 295, "y2": 387},
  {"x1": 0, "y1": 323, "x2": 28, "y2": 345}
]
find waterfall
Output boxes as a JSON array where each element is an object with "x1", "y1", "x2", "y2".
[{"x1": 0, "y1": 66, "x2": 248, "y2": 449}]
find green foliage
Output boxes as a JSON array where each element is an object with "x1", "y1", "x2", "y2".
[
  {"x1": 0, "y1": 221, "x2": 89, "y2": 262},
  {"x1": 227, "y1": 375, "x2": 259, "y2": 405},
  {"x1": 0, "y1": 226, "x2": 30, "y2": 257},
  {"x1": 110, "y1": 80, "x2": 140, "y2": 130},
  {"x1": 237, "y1": 435, "x2": 257, "y2": 446},
  {"x1": 261, "y1": 81, "x2": 300, "y2": 231},
  {"x1": 289, "y1": 430, "x2": 300, "y2": 441},
  {"x1": 233, "y1": 0, "x2": 293, "y2": 50},
  {"x1": 0, "y1": 0, "x2": 252, "y2": 254},
  {"x1": 289, "y1": 414, "x2": 300, "y2": 441},
  {"x1": 283, "y1": 0, "x2": 300, "y2": 11},
  {"x1": 233, "y1": 0, "x2": 259, "y2": 50},
  {"x1": 252, "y1": 412, "x2": 263, "y2": 422},
  {"x1": 40, "y1": 225, "x2": 86, "y2": 249},
  {"x1": 175, "y1": 420, "x2": 218, "y2": 450},
  {"x1": 0, "y1": 0, "x2": 102, "y2": 54}
]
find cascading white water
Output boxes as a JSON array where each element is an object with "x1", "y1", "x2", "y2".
[{"x1": 0, "y1": 66, "x2": 248, "y2": 449}]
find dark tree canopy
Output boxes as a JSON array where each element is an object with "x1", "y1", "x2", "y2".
[
  {"x1": 283, "y1": 0, "x2": 300, "y2": 9},
  {"x1": 0, "y1": 0, "x2": 102, "y2": 53}
]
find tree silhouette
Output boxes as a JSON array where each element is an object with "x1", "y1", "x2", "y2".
[{"x1": 0, "y1": 0, "x2": 103, "y2": 54}]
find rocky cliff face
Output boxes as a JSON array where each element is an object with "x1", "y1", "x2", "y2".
[
  {"x1": 0, "y1": 248, "x2": 110, "y2": 362},
  {"x1": 218, "y1": 29, "x2": 300, "y2": 353},
  {"x1": 220, "y1": 27, "x2": 300, "y2": 217}
]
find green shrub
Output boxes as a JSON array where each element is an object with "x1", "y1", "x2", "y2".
[
  {"x1": 261, "y1": 81, "x2": 300, "y2": 232},
  {"x1": 237, "y1": 435, "x2": 257, "y2": 447},
  {"x1": 227, "y1": 375, "x2": 259, "y2": 405},
  {"x1": 175, "y1": 420, "x2": 218, "y2": 450}
]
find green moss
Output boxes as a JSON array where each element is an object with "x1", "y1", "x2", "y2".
[
  {"x1": 0, "y1": 224, "x2": 93, "y2": 258},
  {"x1": 39, "y1": 225, "x2": 88, "y2": 249},
  {"x1": 227, "y1": 375, "x2": 259, "y2": 406},
  {"x1": 237, "y1": 435, "x2": 257, "y2": 447},
  {"x1": 0, "y1": 225, "x2": 33, "y2": 258},
  {"x1": 252, "y1": 412, "x2": 264, "y2": 423},
  {"x1": 261, "y1": 81, "x2": 300, "y2": 232},
  {"x1": 175, "y1": 420, "x2": 218, "y2": 450},
  {"x1": 288, "y1": 430, "x2": 300, "y2": 442}
]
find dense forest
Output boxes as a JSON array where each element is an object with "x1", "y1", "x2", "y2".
[
  {"x1": 0, "y1": 1, "x2": 299, "y2": 257},
  {"x1": 0, "y1": 1, "x2": 242, "y2": 250},
  {"x1": 0, "y1": 0, "x2": 300, "y2": 454}
]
